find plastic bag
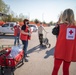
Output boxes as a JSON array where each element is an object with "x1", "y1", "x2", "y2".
[{"x1": 7, "y1": 45, "x2": 23, "y2": 58}]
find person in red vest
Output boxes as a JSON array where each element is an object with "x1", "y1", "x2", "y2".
[
  {"x1": 20, "y1": 19, "x2": 31, "y2": 62},
  {"x1": 13, "y1": 22, "x2": 20, "y2": 46},
  {"x1": 52, "y1": 8, "x2": 76, "y2": 75}
]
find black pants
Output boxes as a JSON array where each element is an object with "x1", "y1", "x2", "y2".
[{"x1": 39, "y1": 34, "x2": 43, "y2": 45}]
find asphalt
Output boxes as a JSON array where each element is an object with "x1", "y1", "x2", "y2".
[{"x1": 0, "y1": 27, "x2": 76, "y2": 75}]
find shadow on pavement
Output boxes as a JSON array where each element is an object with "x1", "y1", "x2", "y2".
[
  {"x1": 0, "y1": 35, "x2": 14, "y2": 39},
  {"x1": 27, "y1": 45, "x2": 47, "y2": 54},
  {"x1": 44, "y1": 47, "x2": 55, "y2": 59}
]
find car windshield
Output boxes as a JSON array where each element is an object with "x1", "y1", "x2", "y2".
[
  {"x1": 10, "y1": 24, "x2": 14, "y2": 27},
  {"x1": 2, "y1": 24, "x2": 9, "y2": 27}
]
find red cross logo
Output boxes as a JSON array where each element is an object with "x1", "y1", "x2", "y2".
[{"x1": 69, "y1": 30, "x2": 73, "y2": 35}]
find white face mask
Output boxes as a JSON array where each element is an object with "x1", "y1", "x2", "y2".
[
  {"x1": 26, "y1": 21, "x2": 29, "y2": 25},
  {"x1": 17, "y1": 24, "x2": 19, "y2": 26}
]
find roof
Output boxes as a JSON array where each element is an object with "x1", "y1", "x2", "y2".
[{"x1": 0, "y1": 12, "x2": 8, "y2": 17}]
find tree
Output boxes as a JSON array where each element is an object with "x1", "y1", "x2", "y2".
[
  {"x1": 0, "y1": 0, "x2": 10, "y2": 14},
  {"x1": 19, "y1": 13, "x2": 25, "y2": 20},
  {"x1": 2, "y1": 14, "x2": 12, "y2": 22},
  {"x1": 0, "y1": 0, "x2": 11, "y2": 22},
  {"x1": 34, "y1": 19, "x2": 40, "y2": 24},
  {"x1": 49, "y1": 21, "x2": 53, "y2": 25},
  {"x1": 43, "y1": 21, "x2": 46, "y2": 24}
]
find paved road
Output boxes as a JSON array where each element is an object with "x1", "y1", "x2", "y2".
[{"x1": 0, "y1": 27, "x2": 76, "y2": 75}]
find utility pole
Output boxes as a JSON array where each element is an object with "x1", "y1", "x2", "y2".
[
  {"x1": 42, "y1": 13, "x2": 44, "y2": 25},
  {"x1": 28, "y1": 12, "x2": 30, "y2": 20}
]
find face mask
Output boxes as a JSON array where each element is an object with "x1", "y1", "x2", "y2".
[{"x1": 26, "y1": 22, "x2": 29, "y2": 24}]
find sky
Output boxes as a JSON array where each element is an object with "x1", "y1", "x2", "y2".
[{"x1": 3, "y1": 0, "x2": 76, "y2": 23}]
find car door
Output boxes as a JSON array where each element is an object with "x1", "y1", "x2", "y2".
[
  {"x1": 9, "y1": 23, "x2": 14, "y2": 34},
  {"x1": 31, "y1": 25, "x2": 37, "y2": 32},
  {"x1": 2, "y1": 24, "x2": 10, "y2": 34}
]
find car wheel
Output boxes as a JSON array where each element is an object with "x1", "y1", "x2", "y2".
[{"x1": 3, "y1": 33, "x2": 5, "y2": 35}]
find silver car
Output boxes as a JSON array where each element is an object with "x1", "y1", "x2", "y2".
[
  {"x1": 28, "y1": 24, "x2": 38, "y2": 32},
  {"x1": 0, "y1": 22, "x2": 16, "y2": 35}
]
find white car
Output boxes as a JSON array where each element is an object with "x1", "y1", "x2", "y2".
[
  {"x1": 0, "y1": 22, "x2": 16, "y2": 35},
  {"x1": 28, "y1": 24, "x2": 38, "y2": 32}
]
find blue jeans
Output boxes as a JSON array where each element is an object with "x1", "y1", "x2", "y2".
[
  {"x1": 14, "y1": 36, "x2": 20, "y2": 45},
  {"x1": 22, "y1": 40, "x2": 28, "y2": 57}
]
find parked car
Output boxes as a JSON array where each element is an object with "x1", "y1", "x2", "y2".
[
  {"x1": 28, "y1": 24, "x2": 38, "y2": 32},
  {"x1": 0, "y1": 22, "x2": 16, "y2": 35}
]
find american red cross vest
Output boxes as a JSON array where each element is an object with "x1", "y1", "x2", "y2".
[
  {"x1": 54, "y1": 23, "x2": 76, "y2": 62},
  {"x1": 20, "y1": 26, "x2": 29, "y2": 41}
]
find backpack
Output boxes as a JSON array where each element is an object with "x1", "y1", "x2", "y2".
[{"x1": 52, "y1": 25, "x2": 60, "y2": 35}]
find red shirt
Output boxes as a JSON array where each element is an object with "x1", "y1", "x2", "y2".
[{"x1": 54, "y1": 23, "x2": 76, "y2": 62}]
